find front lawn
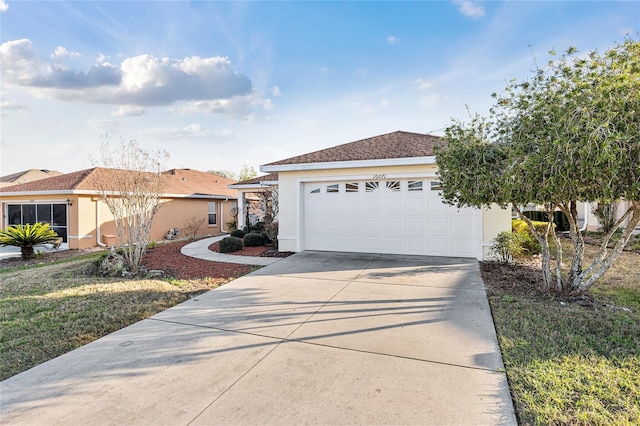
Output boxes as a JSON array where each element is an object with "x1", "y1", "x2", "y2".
[
  {"x1": 483, "y1": 241, "x2": 640, "y2": 425},
  {"x1": 0, "y1": 242, "x2": 253, "y2": 381}
]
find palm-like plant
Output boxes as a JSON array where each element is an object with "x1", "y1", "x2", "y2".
[{"x1": 0, "y1": 223, "x2": 60, "y2": 260}]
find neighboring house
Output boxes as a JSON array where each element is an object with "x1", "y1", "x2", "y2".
[
  {"x1": 260, "y1": 131, "x2": 511, "y2": 260},
  {"x1": 0, "y1": 168, "x2": 237, "y2": 249},
  {"x1": 0, "y1": 169, "x2": 62, "y2": 188},
  {"x1": 229, "y1": 173, "x2": 278, "y2": 229},
  {"x1": 518, "y1": 201, "x2": 639, "y2": 233}
]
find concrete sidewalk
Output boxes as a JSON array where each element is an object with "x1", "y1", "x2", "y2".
[
  {"x1": 1, "y1": 251, "x2": 516, "y2": 425},
  {"x1": 180, "y1": 235, "x2": 283, "y2": 266}
]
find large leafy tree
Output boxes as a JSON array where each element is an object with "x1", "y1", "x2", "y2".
[{"x1": 437, "y1": 38, "x2": 640, "y2": 295}]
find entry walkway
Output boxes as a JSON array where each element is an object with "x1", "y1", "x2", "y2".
[
  {"x1": 0, "y1": 243, "x2": 69, "y2": 260},
  {"x1": 1, "y1": 251, "x2": 516, "y2": 425},
  {"x1": 180, "y1": 235, "x2": 282, "y2": 266}
]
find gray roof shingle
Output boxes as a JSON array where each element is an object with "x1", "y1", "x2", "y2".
[{"x1": 264, "y1": 131, "x2": 443, "y2": 166}]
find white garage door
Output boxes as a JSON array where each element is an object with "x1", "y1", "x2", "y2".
[{"x1": 303, "y1": 179, "x2": 480, "y2": 258}]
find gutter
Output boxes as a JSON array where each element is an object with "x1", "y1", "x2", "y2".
[
  {"x1": 220, "y1": 198, "x2": 229, "y2": 233},
  {"x1": 95, "y1": 198, "x2": 106, "y2": 247},
  {"x1": 579, "y1": 202, "x2": 589, "y2": 232}
]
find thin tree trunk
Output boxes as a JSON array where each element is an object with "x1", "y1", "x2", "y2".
[
  {"x1": 513, "y1": 203, "x2": 554, "y2": 291},
  {"x1": 558, "y1": 201, "x2": 585, "y2": 295},
  {"x1": 547, "y1": 207, "x2": 564, "y2": 293},
  {"x1": 578, "y1": 201, "x2": 640, "y2": 292}
]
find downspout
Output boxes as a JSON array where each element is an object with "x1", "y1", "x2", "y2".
[
  {"x1": 579, "y1": 202, "x2": 589, "y2": 232},
  {"x1": 220, "y1": 198, "x2": 229, "y2": 233},
  {"x1": 96, "y1": 199, "x2": 106, "y2": 247}
]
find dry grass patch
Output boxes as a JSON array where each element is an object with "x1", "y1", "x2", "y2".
[
  {"x1": 483, "y1": 243, "x2": 640, "y2": 425},
  {"x1": 0, "y1": 254, "x2": 235, "y2": 380}
]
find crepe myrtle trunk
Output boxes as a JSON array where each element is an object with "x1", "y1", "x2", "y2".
[
  {"x1": 513, "y1": 204, "x2": 560, "y2": 292},
  {"x1": 573, "y1": 202, "x2": 640, "y2": 293}
]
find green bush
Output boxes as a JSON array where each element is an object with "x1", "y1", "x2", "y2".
[
  {"x1": 219, "y1": 236, "x2": 243, "y2": 253},
  {"x1": 517, "y1": 230, "x2": 541, "y2": 255},
  {"x1": 512, "y1": 218, "x2": 548, "y2": 256},
  {"x1": 230, "y1": 229, "x2": 246, "y2": 238},
  {"x1": 490, "y1": 232, "x2": 524, "y2": 263},
  {"x1": 243, "y1": 232, "x2": 265, "y2": 247},
  {"x1": 512, "y1": 218, "x2": 550, "y2": 235},
  {"x1": 248, "y1": 222, "x2": 265, "y2": 233}
]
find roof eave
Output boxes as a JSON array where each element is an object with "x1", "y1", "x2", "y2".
[
  {"x1": 228, "y1": 180, "x2": 278, "y2": 189},
  {"x1": 162, "y1": 193, "x2": 238, "y2": 200},
  {"x1": 261, "y1": 156, "x2": 437, "y2": 173}
]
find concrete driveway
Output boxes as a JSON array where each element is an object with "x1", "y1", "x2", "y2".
[{"x1": 1, "y1": 251, "x2": 516, "y2": 425}]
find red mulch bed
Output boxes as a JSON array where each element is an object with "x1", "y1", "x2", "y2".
[
  {"x1": 142, "y1": 241, "x2": 253, "y2": 280},
  {"x1": 208, "y1": 242, "x2": 294, "y2": 258}
]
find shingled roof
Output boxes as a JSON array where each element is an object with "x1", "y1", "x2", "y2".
[
  {"x1": 231, "y1": 173, "x2": 279, "y2": 186},
  {"x1": 0, "y1": 169, "x2": 62, "y2": 188},
  {"x1": 0, "y1": 168, "x2": 237, "y2": 198},
  {"x1": 264, "y1": 131, "x2": 444, "y2": 166}
]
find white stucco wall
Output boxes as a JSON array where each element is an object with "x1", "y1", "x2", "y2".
[{"x1": 275, "y1": 164, "x2": 511, "y2": 260}]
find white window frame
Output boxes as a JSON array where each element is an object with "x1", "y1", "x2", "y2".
[{"x1": 208, "y1": 201, "x2": 218, "y2": 225}]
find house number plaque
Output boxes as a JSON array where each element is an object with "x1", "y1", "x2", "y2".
[{"x1": 372, "y1": 174, "x2": 386, "y2": 179}]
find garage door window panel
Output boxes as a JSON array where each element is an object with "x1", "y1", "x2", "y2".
[
  {"x1": 408, "y1": 181, "x2": 423, "y2": 191},
  {"x1": 365, "y1": 181, "x2": 379, "y2": 192},
  {"x1": 326, "y1": 184, "x2": 339, "y2": 193},
  {"x1": 386, "y1": 181, "x2": 401, "y2": 192},
  {"x1": 345, "y1": 183, "x2": 359, "y2": 193}
]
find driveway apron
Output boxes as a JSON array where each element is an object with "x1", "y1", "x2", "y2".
[{"x1": 1, "y1": 251, "x2": 516, "y2": 425}]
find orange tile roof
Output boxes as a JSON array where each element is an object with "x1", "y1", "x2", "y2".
[
  {"x1": 0, "y1": 168, "x2": 237, "y2": 198},
  {"x1": 264, "y1": 131, "x2": 444, "y2": 166}
]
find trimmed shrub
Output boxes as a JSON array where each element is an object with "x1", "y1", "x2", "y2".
[
  {"x1": 219, "y1": 236, "x2": 243, "y2": 253},
  {"x1": 243, "y1": 232, "x2": 265, "y2": 247},
  {"x1": 512, "y1": 218, "x2": 550, "y2": 235},
  {"x1": 231, "y1": 229, "x2": 246, "y2": 238},
  {"x1": 517, "y1": 230, "x2": 541, "y2": 255},
  {"x1": 490, "y1": 231, "x2": 524, "y2": 263},
  {"x1": 248, "y1": 222, "x2": 265, "y2": 233}
]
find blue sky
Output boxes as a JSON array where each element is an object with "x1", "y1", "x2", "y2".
[{"x1": 1, "y1": 1, "x2": 638, "y2": 176}]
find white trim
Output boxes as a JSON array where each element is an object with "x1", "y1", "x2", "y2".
[
  {"x1": 0, "y1": 198, "x2": 70, "y2": 204},
  {"x1": 261, "y1": 156, "x2": 436, "y2": 173},
  {"x1": 0, "y1": 189, "x2": 236, "y2": 200},
  {"x1": 228, "y1": 181, "x2": 278, "y2": 189},
  {"x1": 300, "y1": 172, "x2": 437, "y2": 183}
]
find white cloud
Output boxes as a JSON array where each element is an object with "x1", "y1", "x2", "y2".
[
  {"x1": 0, "y1": 0, "x2": 8, "y2": 12},
  {"x1": 0, "y1": 39, "x2": 255, "y2": 110},
  {"x1": 141, "y1": 123, "x2": 233, "y2": 140},
  {"x1": 271, "y1": 86, "x2": 282, "y2": 96},
  {"x1": 387, "y1": 36, "x2": 400, "y2": 45},
  {"x1": 297, "y1": 119, "x2": 320, "y2": 130},
  {"x1": 87, "y1": 119, "x2": 128, "y2": 133},
  {"x1": 51, "y1": 46, "x2": 81, "y2": 59},
  {"x1": 175, "y1": 92, "x2": 275, "y2": 119},
  {"x1": 96, "y1": 53, "x2": 107, "y2": 63},
  {"x1": 418, "y1": 93, "x2": 441, "y2": 109},
  {"x1": 453, "y1": 1, "x2": 485, "y2": 19},
  {"x1": 348, "y1": 101, "x2": 375, "y2": 115},
  {"x1": 112, "y1": 105, "x2": 145, "y2": 117},
  {"x1": 416, "y1": 78, "x2": 435, "y2": 91},
  {"x1": 0, "y1": 98, "x2": 29, "y2": 116}
]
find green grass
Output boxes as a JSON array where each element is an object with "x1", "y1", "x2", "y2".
[
  {"x1": 0, "y1": 256, "x2": 234, "y2": 380},
  {"x1": 485, "y1": 245, "x2": 640, "y2": 425}
]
